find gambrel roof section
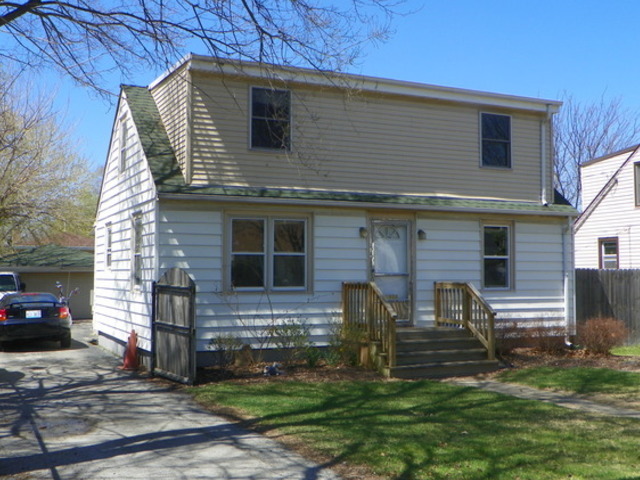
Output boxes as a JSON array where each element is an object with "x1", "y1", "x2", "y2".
[
  {"x1": 124, "y1": 83, "x2": 576, "y2": 217},
  {"x1": 122, "y1": 85, "x2": 186, "y2": 189}
]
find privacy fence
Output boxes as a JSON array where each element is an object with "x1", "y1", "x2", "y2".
[{"x1": 575, "y1": 268, "x2": 640, "y2": 344}]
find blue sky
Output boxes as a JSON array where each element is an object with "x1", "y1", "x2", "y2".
[{"x1": 50, "y1": 0, "x2": 640, "y2": 168}]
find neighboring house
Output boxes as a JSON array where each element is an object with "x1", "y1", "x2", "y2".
[
  {"x1": 94, "y1": 54, "x2": 577, "y2": 370},
  {"x1": 574, "y1": 145, "x2": 640, "y2": 269},
  {"x1": 0, "y1": 243, "x2": 94, "y2": 319}
]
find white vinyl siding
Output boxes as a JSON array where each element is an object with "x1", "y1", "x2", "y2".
[
  {"x1": 93, "y1": 93, "x2": 157, "y2": 352},
  {"x1": 576, "y1": 148, "x2": 640, "y2": 269},
  {"x1": 173, "y1": 72, "x2": 548, "y2": 204}
]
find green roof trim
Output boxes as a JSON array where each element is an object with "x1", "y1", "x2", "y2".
[
  {"x1": 124, "y1": 86, "x2": 576, "y2": 217},
  {"x1": 0, "y1": 245, "x2": 94, "y2": 270}
]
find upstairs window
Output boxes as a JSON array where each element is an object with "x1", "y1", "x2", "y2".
[
  {"x1": 119, "y1": 116, "x2": 129, "y2": 172},
  {"x1": 483, "y1": 225, "x2": 511, "y2": 289},
  {"x1": 634, "y1": 163, "x2": 640, "y2": 206},
  {"x1": 250, "y1": 87, "x2": 291, "y2": 150},
  {"x1": 230, "y1": 216, "x2": 307, "y2": 291},
  {"x1": 481, "y1": 113, "x2": 511, "y2": 168},
  {"x1": 599, "y1": 237, "x2": 619, "y2": 269}
]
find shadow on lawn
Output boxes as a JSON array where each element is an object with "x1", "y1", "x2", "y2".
[{"x1": 195, "y1": 379, "x2": 625, "y2": 479}]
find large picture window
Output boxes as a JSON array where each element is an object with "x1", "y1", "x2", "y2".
[
  {"x1": 483, "y1": 225, "x2": 511, "y2": 289},
  {"x1": 481, "y1": 113, "x2": 511, "y2": 168},
  {"x1": 250, "y1": 87, "x2": 291, "y2": 150},
  {"x1": 230, "y1": 217, "x2": 307, "y2": 291}
]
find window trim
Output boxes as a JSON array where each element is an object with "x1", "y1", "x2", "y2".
[
  {"x1": 226, "y1": 214, "x2": 310, "y2": 293},
  {"x1": 482, "y1": 223, "x2": 513, "y2": 290},
  {"x1": 480, "y1": 112, "x2": 512, "y2": 169},
  {"x1": 249, "y1": 86, "x2": 292, "y2": 151},
  {"x1": 598, "y1": 237, "x2": 619, "y2": 269}
]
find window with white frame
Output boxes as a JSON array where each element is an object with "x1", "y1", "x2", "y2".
[
  {"x1": 132, "y1": 213, "x2": 143, "y2": 287},
  {"x1": 634, "y1": 163, "x2": 640, "y2": 206},
  {"x1": 119, "y1": 116, "x2": 129, "y2": 172},
  {"x1": 105, "y1": 222, "x2": 112, "y2": 269},
  {"x1": 481, "y1": 113, "x2": 511, "y2": 168},
  {"x1": 483, "y1": 225, "x2": 511, "y2": 289},
  {"x1": 599, "y1": 237, "x2": 618, "y2": 269},
  {"x1": 250, "y1": 87, "x2": 291, "y2": 150},
  {"x1": 230, "y1": 216, "x2": 307, "y2": 291}
]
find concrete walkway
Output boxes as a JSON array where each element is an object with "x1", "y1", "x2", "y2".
[
  {"x1": 0, "y1": 322, "x2": 340, "y2": 480},
  {"x1": 447, "y1": 377, "x2": 640, "y2": 419}
]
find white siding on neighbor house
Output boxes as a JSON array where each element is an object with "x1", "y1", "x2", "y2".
[
  {"x1": 164, "y1": 71, "x2": 553, "y2": 205},
  {"x1": 576, "y1": 152, "x2": 640, "y2": 269},
  {"x1": 94, "y1": 94, "x2": 158, "y2": 352}
]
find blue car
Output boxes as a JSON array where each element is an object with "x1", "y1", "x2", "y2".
[{"x1": 0, "y1": 292, "x2": 72, "y2": 348}]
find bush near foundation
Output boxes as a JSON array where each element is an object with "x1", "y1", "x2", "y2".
[{"x1": 578, "y1": 317, "x2": 628, "y2": 355}]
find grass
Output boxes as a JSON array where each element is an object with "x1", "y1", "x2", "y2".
[
  {"x1": 612, "y1": 344, "x2": 640, "y2": 357},
  {"x1": 191, "y1": 379, "x2": 640, "y2": 479}
]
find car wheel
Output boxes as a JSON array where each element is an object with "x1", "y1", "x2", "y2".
[{"x1": 60, "y1": 330, "x2": 72, "y2": 349}]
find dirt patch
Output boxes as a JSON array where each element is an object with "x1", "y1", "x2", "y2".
[{"x1": 496, "y1": 347, "x2": 640, "y2": 373}]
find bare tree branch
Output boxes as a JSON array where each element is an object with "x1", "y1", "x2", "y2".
[{"x1": 0, "y1": 1, "x2": 402, "y2": 97}]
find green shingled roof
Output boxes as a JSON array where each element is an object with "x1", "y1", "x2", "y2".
[
  {"x1": 125, "y1": 86, "x2": 577, "y2": 216},
  {"x1": 0, "y1": 245, "x2": 94, "y2": 270}
]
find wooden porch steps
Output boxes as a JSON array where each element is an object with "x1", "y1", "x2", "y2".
[{"x1": 389, "y1": 327, "x2": 500, "y2": 379}]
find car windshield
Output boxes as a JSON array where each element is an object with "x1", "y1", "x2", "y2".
[{"x1": 0, "y1": 276, "x2": 17, "y2": 292}]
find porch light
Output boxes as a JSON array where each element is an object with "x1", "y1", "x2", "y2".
[
  {"x1": 417, "y1": 229, "x2": 427, "y2": 240},
  {"x1": 359, "y1": 227, "x2": 368, "y2": 238}
]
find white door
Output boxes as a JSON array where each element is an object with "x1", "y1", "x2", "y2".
[{"x1": 371, "y1": 220, "x2": 411, "y2": 322}]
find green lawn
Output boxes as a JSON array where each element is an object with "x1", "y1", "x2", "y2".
[
  {"x1": 191, "y1": 379, "x2": 640, "y2": 479},
  {"x1": 612, "y1": 345, "x2": 640, "y2": 357}
]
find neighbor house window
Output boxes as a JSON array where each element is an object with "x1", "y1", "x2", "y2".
[
  {"x1": 250, "y1": 87, "x2": 291, "y2": 150},
  {"x1": 132, "y1": 213, "x2": 143, "y2": 287},
  {"x1": 635, "y1": 163, "x2": 640, "y2": 206},
  {"x1": 230, "y1": 217, "x2": 307, "y2": 291},
  {"x1": 483, "y1": 225, "x2": 511, "y2": 289},
  {"x1": 105, "y1": 222, "x2": 112, "y2": 269},
  {"x1": 481, "y1": 113, "x2": 511, "y2": 168},
  {"x1": 119, "y1": 116, "x2": 129, "y2": 172},
  {"x1": 599, "y1": 237, "x2": 619, "y2": 269}
]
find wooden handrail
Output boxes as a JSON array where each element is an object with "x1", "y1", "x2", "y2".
[
  {"x1": 434, "y1": 282, "x2": 496, "y2": 360},
  {"x1": 342, "y1": 282, "x2": 398, "y2": 369}
]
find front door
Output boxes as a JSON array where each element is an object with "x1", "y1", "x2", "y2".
[{"x1": 371, "y1": 220, "x2": 412, "y2": 323}]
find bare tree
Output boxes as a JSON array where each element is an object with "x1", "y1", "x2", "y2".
[
  {"x1": 554, "y1": 93, "x2": 640, "y2": 209},
  {"x1": 0, "y1": 1, "x2": 400, "y2": 96},
  {"x1": 0, "y1": 69, "x2": 99, "y2": 247}
]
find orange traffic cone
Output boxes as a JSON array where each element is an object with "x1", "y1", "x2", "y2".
[{"x1": 120, "y1": 330, "x2": 139, "y2": 370}]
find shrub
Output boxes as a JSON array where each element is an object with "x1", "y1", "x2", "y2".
[
  {"x1": 528, "y1": 322, "x2": 567, "y2": 353},
  {"x1": 267, "y1": 318, "x2": 312, "y2": 366},
  {"x1": 208, "y1": 334, "x2": 243, "y2": 368},
  {"x1": 578, "y1": 316, "x2": 629, "y2": 355},
  {"x1": 495, "y1": 321, "x2": 522, "y2": 355}
]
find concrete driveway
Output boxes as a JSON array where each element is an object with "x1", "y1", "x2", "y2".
[{"x1": 0, "y1": 322, "x2": 340, "y2": 479}]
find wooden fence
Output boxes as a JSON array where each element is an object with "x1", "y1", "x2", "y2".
[{"x1": 575, "y1": 269, "x2": 640, "y2": 344}]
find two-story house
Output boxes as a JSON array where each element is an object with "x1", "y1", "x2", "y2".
[
  {"x1": 94, "y1": 54, "x2": 577, "y2": 380},
  {"x1": 574, "y1": 145, "x2": 640, "y2": 269}
]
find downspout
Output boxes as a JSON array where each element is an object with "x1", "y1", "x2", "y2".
[{"x1": 562, "y1": 217, "x2": 576, "y2": 345}]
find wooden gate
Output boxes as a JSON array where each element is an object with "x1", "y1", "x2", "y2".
[{"x1": 151, "y1": 267, "x2": 196, "y2": 384}]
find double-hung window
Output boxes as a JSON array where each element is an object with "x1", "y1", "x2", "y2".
[
  {"x1": 483, "y1": 225, "x2": 511, "y2": 289},
  {"x1": 250, "y1": 87, "x2": 291, "y2": 150},
  {"x1": 481, "y1": 113, "x2": 511, "y2": 168},
  {"x1": 230, "y1": 217, "x2": 307, "y2": 291},
  {"x1": 132, "y1": 213, "x2": 143, "y2": 288},
  {"x1": 105, "y1": 222, "x2": 112, "y2": 269},
  {"x1": 599, "y1": 237, "x2": 618, "y2": 269}
]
